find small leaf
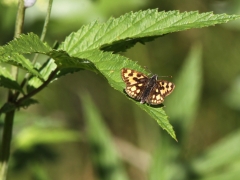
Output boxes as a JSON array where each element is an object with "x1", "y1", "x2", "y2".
[
  {"x1": 0, "y1": 102, "x2": 16, "y2": 115},
  {"x1": 27, "y1": 59, "x2": 57, "y2": 90},
  {"x1": 0, "y1": 99, "x2": 38, "y2": 115},
  {"x1": 0, "y1": 67, "x2": 23, "y2": 92},
  {"x1": 18, "y1": 98, "x2": 38, "y2": 108}
]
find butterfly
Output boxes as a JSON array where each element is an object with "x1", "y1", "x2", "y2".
[{"x1": 121, "y1": 68, "x2": 175, "y2": 105}]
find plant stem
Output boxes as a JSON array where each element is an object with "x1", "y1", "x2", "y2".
[
  {"x1": 40, "y1": 0, "x2": 53, "y2": 42},
  {"x1": 0, "y1": 109, "x2": 15, "y2": 180},
  {"x1": 13, "y1": 0, "x2": 25, "y2": 80},
  {"x1": 32, "y1": 0, "x2": 53, "y2": 64},
  {"x1": 14, "y1": 0, "x2": 25, "y2": 39},
  {"x1": 17, "y1": 68, "x2": 59, "y2": 106},
  {"x1": 0, "y1": 0, "x2": 25, "y2": 179}
]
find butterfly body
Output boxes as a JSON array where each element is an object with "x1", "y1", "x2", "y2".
[
  {"x1": 139, "y1": 74, "x2": 157, "y2": 104},
  {"x1": 121, "y1": 68, "x2": 175, "y2": 105}
]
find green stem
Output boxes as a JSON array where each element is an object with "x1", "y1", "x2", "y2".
[
  {"x1": 0, "y1": 67, "x2": 58, "y2": 180},
  {"x1": 0, "y1": 110, "x2": 15, "y2": 180},
  {"x1": 40, "y1": 0, "x2": 53, "y2": 42},
  {"x1": 13, "y1": 0, "x2": 25, "y2": 80},
  {"x1": 17, "y1": 68, "x2": 59, "y2": 106},
  {"x1": 14, "y1": 0, "x2": 25, "y2": 38},
  {"x1": 0, "y1": 0, "x2": 25, "y2": 179},
  {"x1": 32, "y1": 0, "x2": 53, "y2": 64}
]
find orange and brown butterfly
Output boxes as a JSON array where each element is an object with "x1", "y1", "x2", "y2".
[{"x1": 121, "y1": 68, "x2": 175, "y2": 105}]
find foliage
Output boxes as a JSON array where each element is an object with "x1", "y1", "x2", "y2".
[
  {"x1": 1, "y1": 7, "x2": 240, "y2": 180},
  {"x1": 1, "y1": 10, "x2": 239, "y2": 140},
  {"x1": 81, "y1": 92, "x2": 129, "y2": 180}
]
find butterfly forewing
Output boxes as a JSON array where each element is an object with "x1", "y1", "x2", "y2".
[
  {"x1": 121, "y1": 68, "x2": 175, "y2": 105},
  {"x1": 121, "y1": 68, "x2": 148, "y2": 99}
]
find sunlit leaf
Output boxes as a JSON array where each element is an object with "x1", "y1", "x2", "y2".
[
  {"x1": 0, "y1": 33, "x2": 51, "y2": 78},
  {"x1": 55, "y1": 49, "x2": 177, "y2": 140},
  {"x1": 60, "y1": 10, "x2": 240, "y2": 53},
  {"x1": 1, "y1": 33, "x2": 51, "y2": 54},
  {"x1": 80, "y1": 92, "x2": 129, "y2": 180}
]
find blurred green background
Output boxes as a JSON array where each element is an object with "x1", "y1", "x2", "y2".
[{"x1": 1, "y1": 0, "x2": 240, "y2": 180}]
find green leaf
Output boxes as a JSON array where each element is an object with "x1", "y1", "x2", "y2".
[
  {"x1": 18, "y1": 98, "x2": 39, "y2": 108},
  {"x1": 0, "y1": 66, "x2": 23, "y2": 92},
  {"x1": 51, "y1": 10, "x2": 240, "y2": 140},
  {"x1": 0, "y1": 102, "x2": 16, "y2": 115},
  {"x1": 27, "y1": 59, "x2": 57, "y2": 90},
  {"x1": 0, "y1": 99, "x2": 38, "y2": 115},
  {"x1": 1, "y1": 32, "x2": 51, "y2": 54},
  {"x1": 0, "y1": 53, "x2": 41, "y2": 78},
  {"x1": 191, "y1": 129, "x2": 240, "y2": 179},
  {"x1": 149, "y1": 138, "x2": 185, "y2": 180},
  {"x1": 0, "y1": 33, "x2": 51, "y2": 78},
  {"x1": 80, "y1": 92, "x2": 129, "y2": 180},
  {"x1": 78, "y1": 50, "x2": 177, "y2": 140},
  {"x1": 223, "y1": 76, "x2": 240, "y2": 111},
  {"x1": 48, "y1": 50, "x2": 97, "y2": 72},
  {"x1": 13, "y1": 115, "x2": 80, "y2": 151},
  {"x1": 10, "y1": 10, "x2": 236, "y2": 140},
  {"x1": 14, "y1": 128, "x2": 80, "y2": 150},
  {"x1": 60, "y1": 10, "x2": 240, "y2": 54},
  {"x1": 52, "y1": 49, "x2": 176, "y2": 140},
  {"x1": 166, "y1": 43, "x2": 203, "y2": 130}
]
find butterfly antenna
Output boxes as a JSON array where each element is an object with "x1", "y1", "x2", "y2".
[
  {"x1": 143, "y1": 66, "x2": 152, "y2": 75},
  {"x1": 143, "y1": 66, "x2": 173, "y2": 78},
  {"x1": 159, "y1": 75, "x2": 173, "y2": 78}
]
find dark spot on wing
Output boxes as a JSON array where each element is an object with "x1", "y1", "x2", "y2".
[{"x1": 133, "y1": 77, "x2": 138, "y2": 81}]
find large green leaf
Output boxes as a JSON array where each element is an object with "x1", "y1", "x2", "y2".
[
  {"x1": 1, "y1": 10, "x2": 239, "y2": 140},
  {"x1": 52, "y1": 49, "x2": 177, "y2": 140},
  {"x1": 60, "y1": 10, "x2": 240, "y2": 54}
]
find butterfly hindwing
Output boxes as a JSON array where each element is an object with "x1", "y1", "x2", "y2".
[{"x1": 146, "y1": 80, "x2": 175, "y2": 105}]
